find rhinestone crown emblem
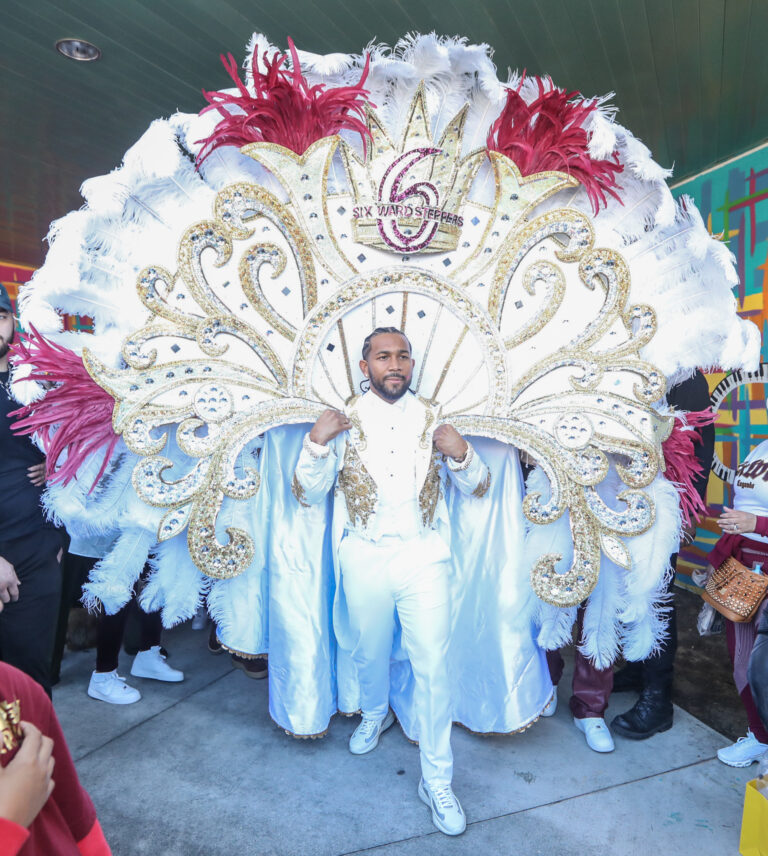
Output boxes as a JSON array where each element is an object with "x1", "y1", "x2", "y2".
[{"x1": 341, "y1": 85, "x2": 486, "y2": 254}]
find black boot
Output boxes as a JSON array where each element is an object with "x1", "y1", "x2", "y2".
[
  {"x1": 611, "y1": 686, "x2": 673, "y2": 739},
  {"x1": 611, "y1": 661, "x2": 643, "y2": 693}
]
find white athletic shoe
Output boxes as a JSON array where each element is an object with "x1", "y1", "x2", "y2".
[
  {"x1": 130, "y1": 646, "x2": 184, "y2": 682},
  {"x1": 574, "y1": 716, "x2": 615, "y2": 752},
  {"x1": 541, "y1": 692, "x2": 558, "y2": 717},
  {"x1": 418, "y1": 779, "x2": 467, "y2": 836},
  {"x1": 348, "y1": 709, "x2": 395, "y2": 755},
  {"x1": 717, "y1": 731, "x2": 768, "y2": 767},
  {"x1": 87, "y1": 670, "x2": 141, "y2": 705}
]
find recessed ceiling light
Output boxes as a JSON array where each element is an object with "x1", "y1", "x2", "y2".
[{"x1": 55, "y1": 38, "x2": 101, "y2": 62}]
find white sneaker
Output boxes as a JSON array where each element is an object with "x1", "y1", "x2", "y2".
[
  {"x1": 541, "y1": 692, "x2": 558, "y2": 717},
  {"x1": 717, "y1": 731, "x2": 768, "y2": 767},
  {"x1": 87, "y1": 670, "x2": 141, "y2": 705},
  {"x1": 418, "y1": 779, "x2": 467, "y2": 836},
  {"x1": 574, "y1": 716, "x2": 615, "y2": 752},
  {"x1": 349, "y1": 709, "x2": 395, "y2": 755},
  {"x1": 130, "y1": 646, "x2": 184, "y2": 682},
  {"x1": 191, "y1": 605, "x2": 208, "y2": 630}
]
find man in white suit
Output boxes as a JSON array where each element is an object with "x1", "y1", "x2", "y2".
[{"x1": 293, "y1": 327, "x2": 490, "y2": 836}]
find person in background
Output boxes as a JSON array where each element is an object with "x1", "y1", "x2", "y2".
[
  {"x1": 0, "y1": 284, "x2": 63, "y2": 697},
  {"x1": 543, "y1": 617, "x2": 615, "y2": 753},
  {"x1": 293, "y1": 327, "x2": 490, "y2": 837},
  {"x1": 611, "y1": 371, "x2": 715, "y2": 739},
  {"x1": 70, "y1": 534, "x2": 183, "y2": 704},
  {"x1": 706, "y1": 436, "x2": 768, "y2": 767},
  {"x1": 748, "y1": 609, "x2": 768, "y2": 737},
  {"x1": 207, "y1": 622, "x2": 268, "y2": 679},
  {"x1": 0, "y1": 661, "x2": 111, "y2": 855}
]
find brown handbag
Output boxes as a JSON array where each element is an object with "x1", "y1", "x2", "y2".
[{"x1": 702, "y1": 556, "x2": 768, "y2": 623}]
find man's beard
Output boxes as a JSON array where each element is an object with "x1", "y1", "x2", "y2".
[
  {"x1": 0, "y1": 326, "x2": 14, "y2": 360},
  {"x1": 370, "y1": 373, "x2": 410, "y2": 402}
]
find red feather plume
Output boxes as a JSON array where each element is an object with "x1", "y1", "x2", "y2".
[
  {"x1": 487, "y1": 76, "x2": 623, "y2": 215},
  {"x1": 196, "y1": 37, "x2": 371, "y2": 164},
  {"x1": 661, "y1": 408, "x2": 716, "y2": 527},
  {"x1": 9, "y1": 328, "x2": 119, "y2": 491}
]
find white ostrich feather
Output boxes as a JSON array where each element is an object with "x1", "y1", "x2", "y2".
[
  {"x1": 621, "y1": 479, "x2": 681, "y2": 607},
  {"x1": 296, "y1": 48, "x2": 356, "y2": 77},
  {"x1": 461, "y1": 82, "x2": 506, "y2": 155},
  {"x1": 586, "y1": 108, "x2": 618, "y2": 160},
  {"x1": 579, "y1": 470, "x2": 627, "y2": 667},
  {"x1": 81, "y1": 527, "x2": 156, "y2": 614},
  {"x1": 580, "y1": 555, "x2": 624, "y2": 668},
  {"x1": 525, "y1": 467, "x2": 578, "y2": 650},
  {"x1": 41, "y1": 448, "x2": 135, "y2": 542},
  {"x1": 242, "y1": 33, "x2": 278, "y2": 88},
  {"x1": 141, "y1": 535, "x2": 207, "y2": 627}
]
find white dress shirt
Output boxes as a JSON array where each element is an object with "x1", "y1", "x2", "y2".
[
  {"x1": 296, "y1": 390, "x2": 489, "y2": 542},
  {"x1": 351, "y1": 390, "x2": 425, "y2": 540}
]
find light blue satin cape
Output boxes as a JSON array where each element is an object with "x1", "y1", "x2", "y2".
[{"x1": 209, "y1": 425, "x2": 552, "y2": 738}]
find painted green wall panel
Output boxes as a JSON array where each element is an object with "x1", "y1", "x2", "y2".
[{"x1": 672, "y1": 143, "x2": 768, "y2": 584}]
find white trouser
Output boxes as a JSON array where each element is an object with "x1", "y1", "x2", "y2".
[{"x1": 338, "y1": 530, "x2": 453, "y2": 786}]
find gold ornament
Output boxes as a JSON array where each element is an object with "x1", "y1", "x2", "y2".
[{"x1": 82, "y1": 86, "x2": 671, "y2": 604}]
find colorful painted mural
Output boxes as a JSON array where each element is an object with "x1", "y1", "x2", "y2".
[{"x1": 672, "y1": 143, "x2": 768, "y2": 586}]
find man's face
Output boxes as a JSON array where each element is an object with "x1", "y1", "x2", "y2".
[
  {"x1": 0, "y1": 312, "x2": 14, "y2": 361},
  {"x1": 360, "y1": 332, "x2": 415, "y2": 402}
]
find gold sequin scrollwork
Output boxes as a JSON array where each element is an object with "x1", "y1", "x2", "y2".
[
  {"x1": 419, "y1": 448, "x2": 443, "y2": 527},
  {"x1": 488, "y1": 208, "x2": 594, "y2": 329},
  {"x1": 529, "y1": 484, "x2": 601, "y2": 607},
  {"x1": 472, "y1": 470, "x2": 491, "y2": 498},
  {"x1": 0, "y1": 700, "x2": 21, "y2": 755},
  {"x1": 338, "y1": 443, "x2": 378, "y2": 530},
  {"x1": 445, "y1": 413, "x2": 656, "y2": 606},
  {"x1": 292, "y1": 474, "x2": 310, "y2": 508}
]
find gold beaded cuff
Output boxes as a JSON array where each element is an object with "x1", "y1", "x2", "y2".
[
  {"x1": 446, "y1": 441, "x2": 475, "y2": 471},
  {"x1": 303, "y1": 432, "x2": 331, "y2": 460}
]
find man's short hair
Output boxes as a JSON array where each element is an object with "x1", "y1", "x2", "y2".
[{"x1": 361, "y1": 327, "x2": 412, "y2": 362}]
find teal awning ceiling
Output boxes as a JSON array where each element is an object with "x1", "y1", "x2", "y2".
[{"x1": 2, "y1": 0, "x2": 767, "y2": 266}]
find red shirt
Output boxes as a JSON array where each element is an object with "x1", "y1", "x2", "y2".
[{"x1": 0, "y1": 663, "x2": 110, "y2": 856}]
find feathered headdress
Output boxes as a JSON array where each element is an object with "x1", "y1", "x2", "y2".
[
  {"x1": 487, "y1": 76, "x2": 623, "y2": 214},
  {"x1": 196, "y1": 36, "x2": 372, "y2": 163},
  {"x1": 661, "y1": 408, "x2": 716, "y2": 526},
  {"x1": 10, "y1": 329, "x2": 118, "y2": 490}
]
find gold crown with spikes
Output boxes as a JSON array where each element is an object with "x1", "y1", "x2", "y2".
[{"x1": 341, "y1": 84, "x2": 486, "y2": 255}]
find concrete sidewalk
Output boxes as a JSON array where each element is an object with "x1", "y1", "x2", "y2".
[{"x1": 54, "y1": 623, "x2": 752, "y2": 855}]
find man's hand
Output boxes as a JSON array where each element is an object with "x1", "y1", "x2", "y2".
[
  {"x1": 0, "y1": 721, "x2": 55, "y2": 828},
  {"x1": 717, "y1": 506, "x2": 757, "y2": 536},
  {"x1": 0, "y1": 556, "x2": 20, "y2": 613},
  {"x1": 433, "y1": 424, "x2": 469, "y2": 461},
  {"x1": 26, "y1": 462, "x2": 46, "y2": 487},
  {"x1": 309, "y1": 410, "x2": 352, "y2": 446}
]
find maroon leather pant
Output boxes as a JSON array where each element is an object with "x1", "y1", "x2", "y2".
[{"x1": 546, "y1": 607, "x2": 614, "y2": 719}]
